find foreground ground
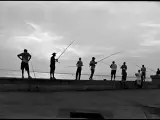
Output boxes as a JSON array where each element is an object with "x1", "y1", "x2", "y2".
[{"x1": 0, "y1": 89, "x2": 160, "y2": 119}]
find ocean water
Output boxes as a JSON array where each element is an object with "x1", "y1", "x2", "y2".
[{"x1": 0, "y1": 70, "x2": 152, "y2": 81}]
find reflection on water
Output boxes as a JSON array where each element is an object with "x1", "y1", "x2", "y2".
[{"x1": 0, "y1": 71, "x2": 152, "y2": 81}]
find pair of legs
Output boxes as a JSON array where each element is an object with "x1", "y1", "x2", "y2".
[
  {"x1": 21, "y1": 62, "x2": 31, "y2": 78},
  {"x1": 141, "y1": 72, "x2": 146, "y2": 82},
  {"x1": 89, "y1": 69, "x2": 95, "y2": 80},
  {"x1": 50, "y1": 67, "x2": 56, "y2": 80},
  {"x1": 76, "y1": 67, "x2": 82, "y2": 80},
  {"x1": 111, "y1": 70, "x2": 116, "y2": 81},
  {"x1": 121, "y1": 71, "x2": 127, "y2": 88}
]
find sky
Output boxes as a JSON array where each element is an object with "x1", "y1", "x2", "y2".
[{"x1": 0, "y1": 1, "x2": 160, "y2": 77}]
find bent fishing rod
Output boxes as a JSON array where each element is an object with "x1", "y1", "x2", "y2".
[
  {"x1": 96, "y1": 51, "x2": 123, "y2": 63},
  {"x1": 136, "y1": 65, "x2": 156, "y2": 73},
  {"x1": 57, "y1": 40, "x2": 76, "y2": 62}
]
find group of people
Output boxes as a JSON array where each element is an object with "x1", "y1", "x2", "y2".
[{"x1": 17, "y1": 49, "x2": 157, "y2": 87}]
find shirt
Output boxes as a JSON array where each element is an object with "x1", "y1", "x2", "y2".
[
  {"x1": 156, "y1": 70, "x2": 160, "y2": 75},
  {"x1": 90, "y1": 60, "x2": 97, "y2": 70},
  {"x1": 141, "y1": 67, "x2": 146, "y2": 73},
  {"x1": 110, "y1": 63, "x2": 117, "y2": 70},
  {"x1": 18, "y1": 52, "x2": 31, "y2": 63},
  {"x1": 76, "y1": 61, "x2": 83, "y2": 68},
  {"x1": 121, "y1": 65, "x2": 127, "y2": 71},
  {"x1": 135, "y1": 73, "x2": 142, "y2": 81},
  {"x1": 50, "y1": 56, "x2": 56, "y2": 67}
]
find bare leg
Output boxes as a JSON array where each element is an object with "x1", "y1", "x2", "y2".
[
  {"x1": 76, "y1": 68, "x2": 78, "y2": 80},
  {"x1": 22, "y1": 69, "x2": 24, "y2": 78},
  {"x1": 111, "y1": 75, "x2": 113, "y2": 81},
  {"x1": 79, "y1": 69, "x2": 81, "y2": 80},
  {"x1": 27, "y1": 70, "x2": 30, "y2": 78},
  {"x1": 114, "y1": 74, "x2": 116, "y2": 80}
]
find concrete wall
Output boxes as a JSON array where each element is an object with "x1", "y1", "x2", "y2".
[{"x1": 0, "y1": 77, "x2": 155, "y2": 92}]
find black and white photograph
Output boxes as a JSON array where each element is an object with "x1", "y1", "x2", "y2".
[{"x1": 0, "y1": 1, "x2": 160, "y2": 119}]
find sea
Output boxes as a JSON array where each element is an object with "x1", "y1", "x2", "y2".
[{"x1": 0, "y1": 69, "x2": 152, "y2": 81}]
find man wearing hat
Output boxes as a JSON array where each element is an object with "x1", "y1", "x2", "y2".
[
  {"x1": 17, "y1": 49, "x2": 32, "y2": 79},
  {"x1": 89, "y1": 57, "x2": 97, "y2": 80},
  {"x1": 50, "y1": 52, "x2": 58, "y2": 80}
]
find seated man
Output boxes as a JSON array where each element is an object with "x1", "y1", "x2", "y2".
[{"x1": 156, "y1": 68, "x2": 160, "y2": 75}]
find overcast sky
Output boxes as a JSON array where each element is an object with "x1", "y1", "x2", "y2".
[{"x1": 0, "y1": 1, "x2": 160, "y2": 77}]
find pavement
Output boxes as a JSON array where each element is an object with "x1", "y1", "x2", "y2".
[{"x1": 0, "y1": 89, "x2": 160, "y2": 119}]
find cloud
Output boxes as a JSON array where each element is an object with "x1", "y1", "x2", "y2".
[
  {"x1": 140, "y1": 39, "x2": 160, "y2": 46},
  {"x1": 140, "y1": 22, "x2": 160, "y2": 28}
]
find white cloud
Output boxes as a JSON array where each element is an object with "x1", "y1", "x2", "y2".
[{"x1": 140, "y1": 39, "x2": 160, "y2": 46}]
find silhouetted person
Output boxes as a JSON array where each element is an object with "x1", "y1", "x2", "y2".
[
  {"x1": 135, "y1": 70, "x2": 142, "y2": 88},
  {"x1": 141, "y1": 65, "x2": 146, "y2": 82},
  {"x1": 120, "y1": 62, "x2": 127, "y2": 88},
  {"x1": 50, "y1": 52, "x2": 58, "y2": 80},
  {"x1": 75, "y1": 58, "x2": 83, "y2": 80},
  {"x1": 89, "y1": 57, "x2": 97, "y2": 80},
  {"x1": 156, "y1": 68, "x2": 160, "y2": 75},
  {"x1": 17, "y1": 49, "x2": 32, "y2": 79},
  {"x1": 110, "y1": 61, "x2": 117, "y2": 81}
]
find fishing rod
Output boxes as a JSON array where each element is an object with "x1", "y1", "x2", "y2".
[
  {"x1": 136, "y1": 65, "x2": 156, "y2": 73},
  {"x1": 57, "y1": 40, "x2": 76, "y2": 61},
  {"x1": 96, "y1": 51, "x2": 123, "y2": 63},
  {"x1": 30, "y1": 60, "x2": 36, "y2": 78}
]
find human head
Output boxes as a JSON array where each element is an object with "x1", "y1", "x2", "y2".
[
  {"x1": 79, "y1": 57, "x2": 81, "y2": 61},
  {"x1": 52, "y1": 52, "x2": 56, "y2": 56},
  {"x1": 24, "y1": 49, "x2": 27, "y2": 53},
  {"x1": 112, "y1": 61, "x2": 115, "y2": 64},
  {"x1": 158, "y1": 68, "x2": 160, "y2": 71},
  {"x1": 92, "y1": 57, "x2": 95, "y2": 61},
  {"x1": 123, "y1": 62, "x2": 126, "y2": 65},
  {"x1": 142, "y1": 65, "x2": 144, "y2": 67},
  {"x1": 138, "y1": 70, "x2": 140, "y2": 73}
]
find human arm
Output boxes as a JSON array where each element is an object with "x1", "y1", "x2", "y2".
[
  {"x1": 55, "y1": 59, "x2": 58, "y2": 62},
  {"x1": 28, "y1": 54, "x2": 32, "y2": 61},
  {"x1": 17, "y1": 53, "x2": 22, "y2": 60}
]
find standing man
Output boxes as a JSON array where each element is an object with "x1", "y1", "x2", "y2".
[
  {"x1": 110, "y1": 61, "x2": 117, "y2": 81},
  {"x1": 17, "y1": 49, "x2": 32, "y2": 79},
  {"x1": 89, "y1": 57, "x2": 97, "y2": 80},
  {"x1": 141, "y1": 65, "x2": 146, "y2": 82},
  {"x1": 75, "y1": 58, "x2": 83, "y2": 80},
  {"x1": 50, "y1": 52, "x2": 58, "y2": 80},
  {"x1": 120, "y1": 62, "x2": 127, "y2": 88}
]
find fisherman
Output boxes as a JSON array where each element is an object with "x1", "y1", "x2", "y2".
[
  {"x1": 50, "y1": 52, "x2": 58, "y2": 80},
  {"x1": 141, "y1": 65, "x2": 146, "y2": 82},
  {"x1": 156, "y1": 68, "x2": 160, "y2": 75},
  {"x1": 89, "y1": 57, "x2": 97, "y2": 80},
  {"x1": 75, "y1": 57, "x2": 83, "y2": 80},
  {"x1": 120, "y1": 62, "x2": 127, "y2": 88},
  {"x1": 135, "y1": 70, "x2": 142, "y2": 88},
  {"x1": 110, "y1": 61, "x2": 117, "y2": 81},
  {"x1": 17, "y1": 49, "x2": 32, "y2": 79}
]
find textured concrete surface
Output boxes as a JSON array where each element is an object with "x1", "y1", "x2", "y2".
[{"x1": 1, "y1": 89, "x2": 160, "y2": 119}]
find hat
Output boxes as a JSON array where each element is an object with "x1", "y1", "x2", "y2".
[{"x1": 52, "y1": 52, "x2": 56, "y2": 55}]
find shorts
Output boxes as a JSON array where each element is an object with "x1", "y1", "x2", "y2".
[
  {"x1": 142, "y1": 72, "x2": 146, "y2": 77},
  {"x1": 21, "y1": 62, "x2": 29, "y2": 71},
  {"x1": 111, "y1": 70, "x2": 116, "y2": 76},
  {"x1": 50, "y1": 65, "x2": 55, "y2": 73}
]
